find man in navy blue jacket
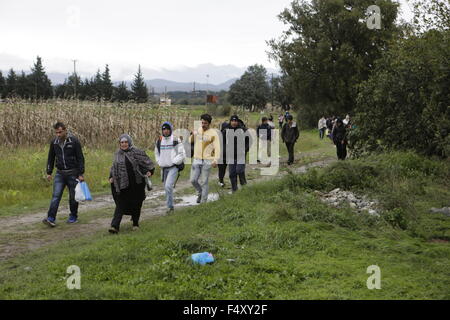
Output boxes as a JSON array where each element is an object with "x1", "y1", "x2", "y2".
[{"x1": 44, "y1": 122, "x2": 85, "y2": 227}]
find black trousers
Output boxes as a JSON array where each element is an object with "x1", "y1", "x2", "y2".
[
  {"x1": 111, "y1": 184, "x2": 145, "y2": 230},
  {"x1": 111, "y1": 203, "x2": 142, "y2": 229},
  {"x1": 336, "y1": 142, "x2": 347, "y2": 160},
  {"x1": 218, "y1": 163, "x2": 227, "y2": 183},
  {"x1": 229, "y1": 164, "x2": 246, "y2": 192},
  {"x1": 285, "y1": 142, "x2": 295, "y2": 164}
]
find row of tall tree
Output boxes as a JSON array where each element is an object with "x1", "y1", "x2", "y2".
[
  {"x1": 268, "y1": 0, "x2": 400, "y2": 126},
  {"x1": 0, "y1": 57, "x2": 53, "y2": 100},
  {"x1": 1, "y1": 57, "x2": 291, "y2": 109},
  {"x1": 268, "y1": 0, "x2": 449, "y2": 157},
  {"x1": 54, "y1": 65, "x2": 149, "y2": 102},
  {"x1": 0, "y1": 58, "x2": 150, "y2": 102}
]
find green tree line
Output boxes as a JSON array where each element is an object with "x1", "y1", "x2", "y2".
[
  {"x1": 0, "y1": 59, "x2": 150, "y2": 103},
  {"x1": 268, "y1": 0, "x2": 449, "y2": 157}
]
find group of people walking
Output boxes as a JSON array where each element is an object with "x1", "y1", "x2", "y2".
[{"x1": 42, "y1": 110, "x2": 307, "y2": 233}]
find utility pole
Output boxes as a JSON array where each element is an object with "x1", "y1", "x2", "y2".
[
  {"x1": 271, "y1": 73, "x2": 274, "y2": 108},
  {"x1": 164, "y1": 86, "x2": 167, "y2": 106},
  {"x1": 35, "y1": 75, "x2": 38, "y2": 101},
  {"x1": 205, "y1": 74, "x2": 209, "y2": 108},
  {"x1": 72, "y1": 59, "x2": 77, "y2": 99}
]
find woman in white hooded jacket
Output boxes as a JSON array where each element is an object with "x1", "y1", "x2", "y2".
[{"x1": 155, "y1": 122, "x2": 186, "y2": 213}]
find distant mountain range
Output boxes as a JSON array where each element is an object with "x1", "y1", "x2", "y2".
[
  {"x1": 43, "y1": 72, "x2": 237, "y2": 93},
  {"x1": 2, "y1": 59, "x2": 279, "y2": 93},
  {"x1": 143, "y1": 78, "x2": 238, "y2": 93},
  {"x1": 45, "y1": 74, "x2": 240, "y2": 93}
]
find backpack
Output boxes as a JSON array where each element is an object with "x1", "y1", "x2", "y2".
[{"x1": 156, "y1": 136, "x2": 185, "y2": 172}]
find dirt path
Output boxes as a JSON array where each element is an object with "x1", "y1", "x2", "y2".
[{"x1": 0, "y1": 154, "x2": 336, "y2": 261}]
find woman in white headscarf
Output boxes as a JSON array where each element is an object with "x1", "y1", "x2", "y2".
[
  {"x1": 343, "y1": 115, "x2": 350, "y2": 126},
  {"x1": 108, "y1": 134, "x2": 155, "y2": 233}
]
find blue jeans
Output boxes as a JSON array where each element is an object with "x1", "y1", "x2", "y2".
[
  {"x1": 47, "y1": 172, "x2": 79, "y2": 220},
  {"x1": 319, "y1": 128, "x2": 325, "y2": 139},
  {"x1": 190, "y1": 159, "x2": 212, "y2": 203},
  {"x1": 162, "y1": 166, "x2": 179, "y2": 209}
]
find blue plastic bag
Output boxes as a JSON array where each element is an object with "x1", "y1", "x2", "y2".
[
  {"x1": 80, "y1": 181, "x2": 92, "y2": 201},
  {"x1": 191, "y1": 252, "x2": 215, "y2": 265},
  {"x1": 75, "y1": 180, "x2": 92, "y2": 202}
]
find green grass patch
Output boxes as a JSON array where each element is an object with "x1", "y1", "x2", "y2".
[{"x1": 0, "y1": 151, "x2": 448, "y2": 299}]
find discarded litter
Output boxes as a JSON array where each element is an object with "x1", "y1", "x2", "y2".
[{"x1": 191, "y1": 252, "x2": 215, "y2": 265}]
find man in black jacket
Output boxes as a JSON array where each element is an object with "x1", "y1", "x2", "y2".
[
  {"x1": 331, "y1": 118, "x2": 347, "y2": 160},
  {"x1": 281, "y1": 114, "x2": 299, "y2": 165},
  {"x1": 218, "y1": 121, "x2": 228, "y2": 187},
  {"x1": 43, "y1": 122, "x2": 85, "y2": 227},
  {"x1": 224, "y1": 115, "x2": 252, "y2": 193}
]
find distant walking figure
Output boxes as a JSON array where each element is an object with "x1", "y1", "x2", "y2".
[
  {"x1": 257, "y1": 117, "x2": 272, "y2": 163},
  {"x1": 332, "y1": 118, "x2": 347, "y2": 160},
  {"x1": 318, "y1": 116, "x2": 327, "y2": 140},
  {"x1": 281, "y1": 115, "x2": 299, "y2": 166},
  {"x1": 278, "y1": 114, "x2": 284, "y2": 129},
  {"x1": 218, "y1": 120, "x2": 229, "y2": 188}
]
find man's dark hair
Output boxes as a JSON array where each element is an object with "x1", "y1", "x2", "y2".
[
  {"x1": 286, "y1": 115, "x2": 293, "y2": 121},
  {"x1": 262, "y1": 117, "x2": 268, "y2": 123},
  {"x1": 53, "y1": 122, "x2": 66, "y2": 130},
  {"x1": 200, "y1": 114, "x2": 212, "y2": 124}
]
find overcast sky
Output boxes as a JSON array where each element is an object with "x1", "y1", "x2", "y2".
[{"x1": 0, "y1": 0, "x2": 414, "y2": 82}]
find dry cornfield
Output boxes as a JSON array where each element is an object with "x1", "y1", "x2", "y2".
[{"x1": 0, "y1": 99, "x2": 195, "y2": 149}]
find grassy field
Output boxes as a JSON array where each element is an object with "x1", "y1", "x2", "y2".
[
  {"x1": 1, "y1": 104, "x2": 448, "y2": 299},
  {"x1": 0, "y1": 150, "x2": 449, "y2": 299}
]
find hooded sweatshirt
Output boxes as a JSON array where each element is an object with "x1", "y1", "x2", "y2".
[{"x1": 155, "y1": 122, "x2": 186, "y2": 168}]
